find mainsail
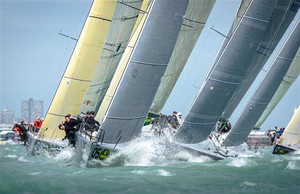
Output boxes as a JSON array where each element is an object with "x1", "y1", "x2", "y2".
[
  {"x1": 95, "y1": 0, "x2": 152, "y2": 122},
  {"x1": 222, "y1": 13, "x2": 300, "y2": 146},
  {"x1": 279, "y1": 105, "x2": 300, "y2": 145},
  {"x1": 100, "y1": 0, "x2": 189, "y2": 144},
  {"x1": 223, "y1": 0, "x2": 299, "y2": 118},
  {"x1": 149, "y1": 0, "x2": 216, "y2": 114},
  {"x1": 40, "y1": 0, "x2": 117, "y2": 140},
  {"x1": 255, "y1": 48, "x2": 300, "y2": 127},
  {"x1": 80, "y1": 0, "x2": 144, "y2": 115},
  {"x1": 175, "y1": 0, "x2": 277, "y2": 144}
]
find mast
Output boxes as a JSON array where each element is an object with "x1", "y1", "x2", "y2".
[
  {"x1": 40, "y1": 0, "x2": 117, "y2": 140},
  {"x1": 175, "y1": 0, "x2": 277, "y2": 144},
  {"x1": 222, "y1": 13, "x2": 300, "y2": 146},
  {"x1": 100, "y1": 0, "x2": 189, "y2": 144}
]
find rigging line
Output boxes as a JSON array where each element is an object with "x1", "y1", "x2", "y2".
[
  {"x1": 119, "y1": 1, "x2": 148, "y2": 14},
  {"x1": 210, "y1": 27, "x2": 230, "y2": 39},
  {"x1": 58, "y1": 32, "x2": 78, "y2": 41},
  {"x1": 89, "y1": 15, "x2": 112, "y2": 22}
]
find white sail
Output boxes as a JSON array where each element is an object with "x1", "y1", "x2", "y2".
[
  {"x1": 280, "y1": 105, "x2": 300, "y2": 145},
  {"x1": 255, "y1": 48, "x2": 300, "y2": 127},
  {"x1": 223, "y1": 0, "x2": 300, "y2": 118},
  {"x1": 79, "y1": 0, "x2": 144, "y2": 115},
  {"x1": 222, "y1": 13, "x2": 300, "y2": 146},
  {"x1": 149, "y1": 0, "x2": 216, "y2": 114},
  {"x1": 175, "y1": 0, "x2": 277, "y2": 144},
  {"x1": 40, "y1": 0, "x2": 117, "y2": 140},
  {"x1": 100, "y1": 0, "x2": 189, "y2": 144}
]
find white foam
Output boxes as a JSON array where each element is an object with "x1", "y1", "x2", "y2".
[
  {"x1": 157, "y1": 169, "x2": 172, "y2": 176},
  {"x1": 28, "y1": 172, "x2": 42, "y2": 176},
  {"x1": 240, "y1": 181, "x2": 257, "y2": 187},
  {"x1": 131, "y1": 170, "x2": 147, "y2": 175},
  {"x1": 227, "y1": 158, "x2": 249, "y2": 167},
  {"x1": 5, "y1": 154, "x2": 18, "y2": 158},
  {"x1": 286, "y1": 161, "x2": 300, "y2": 170}
]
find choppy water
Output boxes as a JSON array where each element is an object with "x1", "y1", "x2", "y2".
[{"x1": 1, "y1": 134, "x2": 300, "y2": 194}]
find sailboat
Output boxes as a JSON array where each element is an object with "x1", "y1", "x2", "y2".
[
  {"x1": 273, "y1": 105, "x2": 300, "y2": 154},
  {"x1": 26, "y1": 0, "x2": 143, "y2": 155},
  {"x1": 221, "y1": 12, "x2": 300, "y2": 147},
  {"x1": 175, "y1": 0, "x2": 277, "y2": 146},
  {"x1": 223, "y1": 0, "x2": 299, "y2": 119},
  {"x1": 75, "y1": 0, "x2": 189, "y2": 162}
]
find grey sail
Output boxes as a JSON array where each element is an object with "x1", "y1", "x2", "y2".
[
  {"x1": 222, "y1": 14, "x2": 300, "y2": 146},
  {"x1": 80, "y1": 0, "x2": 144, "y2": 114},
  {"x1": 175, "y1": 0, "x2": 277, "y2": 144},
  {"x1": 101, "y1": 0, "x2": 189, "y2": 144},
  {"x1": 150, "y1": 0, "x2": 215, "y2": 114},
  {"x1": 255, "y1": 47, "x2": 300, "y2": 128},
  {"x1": 223, "y1": 0, "x2": 299, "y2": 118}
]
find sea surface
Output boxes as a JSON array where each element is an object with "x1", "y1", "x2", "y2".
[{"x1": 1, "y1": 134, "x2": 300, "y2": 194}]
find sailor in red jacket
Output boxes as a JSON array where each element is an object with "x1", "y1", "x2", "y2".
[{"x1": 33, "y1": 117, "x2": 42, "y2": 132}]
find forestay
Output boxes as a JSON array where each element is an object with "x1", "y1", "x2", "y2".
[
  {"x1": 175, "y1": 0, "x2": 277, "y2": 144},
  {"x1": 100, "y1": 0, "x2": 189, "y2": 144},
  {"x1": 222, "y1": 14, "x2": 300, "y2": 146}
]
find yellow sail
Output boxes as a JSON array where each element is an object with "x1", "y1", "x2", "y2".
[
  {"x1": 95, "y1": 0, "x2": 151, "y2": 122},
  {"x1": 40, "y1": 0, "x2": 117, "y2": 140},
  {"x1": 280, "y1": 106, "x2": 300, "y2": 145}
]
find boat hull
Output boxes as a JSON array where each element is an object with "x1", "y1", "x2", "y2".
[{"x1": 272, "y1": 144, "x2": 297, "y2": 155}]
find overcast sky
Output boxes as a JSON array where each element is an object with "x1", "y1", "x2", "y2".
[{"x1": 1, "y1": 0, "x2": 299, "y2": 130}]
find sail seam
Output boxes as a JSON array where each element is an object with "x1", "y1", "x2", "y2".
[
  {"x1": 277, "y1": 56, "x2": 294, "y2": 61},
  {"x1": 249, "y1": 100, "x2": 269, "y2": 105},
  {"x1": 209, "y1": 77, "x2": 240, "y2": 85},
  {"x1": 64, "y1": 76, "x2": 91, "y2": 82},
  {"x1": 131, "y1": 60, "x2": 168, "y2": 66},
  {"x1": 244, "y1": 16, "x2": 269, "y2": 23}
]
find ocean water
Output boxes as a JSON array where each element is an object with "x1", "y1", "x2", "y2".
[{"x1": 1, "y1": 135, "x2": 300, "y2": 194}]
